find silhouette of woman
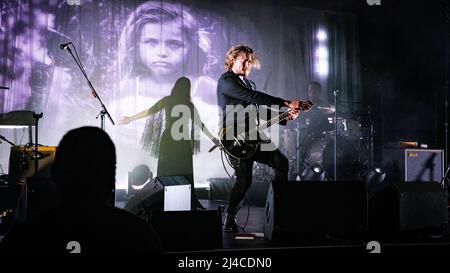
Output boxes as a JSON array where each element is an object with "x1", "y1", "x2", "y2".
[{"x1": 119, "y1": 77, "x2": 217, "y2": 209}]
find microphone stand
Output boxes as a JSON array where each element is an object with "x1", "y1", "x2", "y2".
[
  {"x1": 32, "y1": 112, "x2": 42, "y2": 177},
  {"x1": 445, "y1": 5, "x2": 449, "y2": 172},
  {"x1": 0, "y1": 134, "x2": 16, "y2": 146},
  {"x1": 368, "y1": 105, "x2": 375, "y2": 169},
  {"x1": 441, "y1": 164, "x2": 450, "y2": 189},
  {"x1": 61, "y1": 44, "x2": 114, "y2": 130},
  {"x1": 333, "y1": 90, "x2": 339, "y2": 181}
]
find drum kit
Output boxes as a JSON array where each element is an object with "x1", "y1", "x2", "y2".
[{"x1": 277, "y1": 104, "x2": 372, "y2": 181}]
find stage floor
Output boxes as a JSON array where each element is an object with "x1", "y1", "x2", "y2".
[
  {"x1": 1, "y1": 198, "x2": 449, "y2": 255},
  {"x1": 194, "y1": 199, "x2": 450, "y2": 254}
]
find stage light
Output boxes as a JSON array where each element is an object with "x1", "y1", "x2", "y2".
[
  {"x1": 315, "y1": 46, "x2": 329, "y2": 59},
  {"x1": 302, "y1": 165, "x2": 326, "y2": 181},
  {"x1": 314, "y1": 46, "x2": 329, "y2": 77},
  {"x1": 128, "y1": 164, "x2": 152, "y2": 195},
  {"x1": 314, "y1": 27, "x2": 329, "y2": 78},
  {"x1": 365, "y1": 167, "x2": 386, "y2": 186},
  {"x1": 365, "y1": 167, "x2": 387, "y2": 199},
  {"x1": 316, "y1": 29, "x2": 327, "y2": 41}
]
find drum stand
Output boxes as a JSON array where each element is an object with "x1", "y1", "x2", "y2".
[{"x1": 333, "y1": 90, "x2": 339, "y2": 181}]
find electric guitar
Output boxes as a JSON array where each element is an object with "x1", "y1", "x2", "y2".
[{"x1": 210, "y1": 101, "x2": 313, "y2": 159}]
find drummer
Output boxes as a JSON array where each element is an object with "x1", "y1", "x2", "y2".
[{"x1": 300, "y1": 81, "x2": 334, "y2": 137}]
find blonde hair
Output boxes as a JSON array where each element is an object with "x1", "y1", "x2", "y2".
[{"x1": 224, "y1": 44, "x2": 261, "y2": 71}]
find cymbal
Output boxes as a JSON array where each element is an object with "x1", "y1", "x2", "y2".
[{"x1": 315, "y1": 106, "x2": 335, "y2": 114}]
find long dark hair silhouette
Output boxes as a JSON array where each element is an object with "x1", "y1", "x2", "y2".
[{"x1": 168, "y1": 76, "x2": 192, "y2": 103}]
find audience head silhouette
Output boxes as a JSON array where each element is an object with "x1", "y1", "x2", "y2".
[
  {"x1": 0, "y1": 126, "x2": 162, "y2": 253},
  {"x1": 51, "y1": 126, "x2": 116, "y2": 206}
]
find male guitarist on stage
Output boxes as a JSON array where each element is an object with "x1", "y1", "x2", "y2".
[{"x1": 217, "y1": 44, "x2": 312, "y2": 232}]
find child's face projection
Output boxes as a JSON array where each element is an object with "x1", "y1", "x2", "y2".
[{"x1": 139, "y1": 21, "x2": 191, "y2": 77}]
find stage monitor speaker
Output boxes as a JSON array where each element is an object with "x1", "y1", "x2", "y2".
[
  {"x1": 369, "y1": 182, "x2": 448, "y2": 234},
  {"x1": 8, "y1": 146, "x2": 56, "y2": 185},
  {"x1": 209, "y1": 178, "x2": 269, "y2": 206},
  {"x1": 148, "y1": 209, "x2": 223, "y2": 251},
  {"x1": 164, "y1": 184, "x2": 191, "y2": 211},
  {"x1": 264, "y1": 181, "x2": 368, "y2": 242},
  {"x1": 123, "y1": 176, "x2": 191, "y2": 216}
]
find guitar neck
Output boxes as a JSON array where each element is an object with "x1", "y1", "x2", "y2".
[{"x1": 255, "y1": 111, "x2": 291, "y2": 132}]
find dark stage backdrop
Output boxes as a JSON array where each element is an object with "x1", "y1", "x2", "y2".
[{"x1": 0, "y1": 0, "x2": 361, "y2": 188}]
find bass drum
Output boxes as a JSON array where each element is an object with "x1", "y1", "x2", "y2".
[
  {"x1": 305, "y1": 135, "x2": 362, "y2": 181},
  {"x1": 304, "y1": 137, "x2": 328, "y2": 167}
]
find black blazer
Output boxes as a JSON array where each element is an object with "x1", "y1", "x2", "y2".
[{"x1": 216, "y1": 71, "x2": 287, "y2": 128}]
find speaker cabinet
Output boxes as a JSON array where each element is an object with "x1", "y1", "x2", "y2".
[
  {"x1": 405, "y1": 149, "x2": 444, "y2": 182},
  {"x1": 148, "y1": 209, "x2": 223, "y2": 251},
  {"x1": 383, "y1": 148, "x2": 444, "y2": 183},
  {"x1": 264, "y1": 181, "x2": 367, "y2": 242},
  {"x1": 370, "y1": 182, "x2": 448, "y2": 234}
]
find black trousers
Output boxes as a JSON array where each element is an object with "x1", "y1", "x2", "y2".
[{"x1": 226, "y1": 143, "x2": 289, "y2": 215}]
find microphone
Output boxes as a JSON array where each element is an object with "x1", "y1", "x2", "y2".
[{"x1": 60, "y1": 42, "x2": 72, "y2": 50}]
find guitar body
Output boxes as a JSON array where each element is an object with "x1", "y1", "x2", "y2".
[
  {"x1": 218, "y1": 123, "x2": 271, "y2": 160},
  {"x1": 218, "y1": 100, "x2": 313, "y2": 160},
  {"x1": 219, "y1": 138, "x2": 269, "y2": 160}
]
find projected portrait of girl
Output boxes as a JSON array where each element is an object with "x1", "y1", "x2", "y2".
[
  {"x1": 110, "y1": 1, "x2": 221, "y2": 185},
  {"x1": 116, "y1": 0, "x2": 217, "y2": 104}
]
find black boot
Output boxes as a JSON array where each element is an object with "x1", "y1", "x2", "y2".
[{"x1": 224, "y1": 213, "x2": 238, "y2": 233}]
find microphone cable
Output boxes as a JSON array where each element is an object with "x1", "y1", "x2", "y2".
[{"x1": 220, "y1": 149, "x2": 252, "y2": 233}]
